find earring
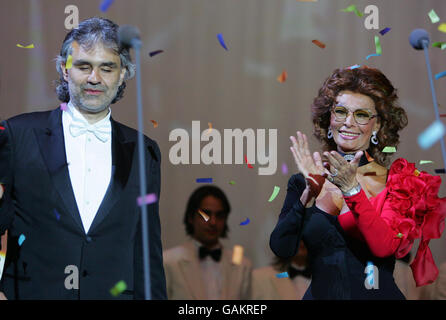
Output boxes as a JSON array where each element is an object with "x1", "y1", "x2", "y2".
[
  {"x1": 371, "y1": 130, "x2": 378, "y2": 145},
  {"x1": 327, "y1": 128, "x2": 333, "y2": 139}
]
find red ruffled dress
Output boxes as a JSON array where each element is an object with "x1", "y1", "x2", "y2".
[{"x1": 339, "y1": 158, "x2": 446, "y2": 286}]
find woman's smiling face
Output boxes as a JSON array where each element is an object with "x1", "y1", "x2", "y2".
[{"x1": 330, "y1": 90, "x2": 381, "y2": 153}]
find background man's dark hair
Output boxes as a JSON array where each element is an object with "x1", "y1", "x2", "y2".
[
  {"x1": 55, "y1": 17, "x2": 136, "y2": 104},
  {"x1": 183, "y1": 185, "x2": 231, "y2": 238}
]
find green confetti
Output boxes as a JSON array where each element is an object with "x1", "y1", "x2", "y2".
[
  {"x1": 268, "y1": 186, "x2": 280, "y2": 202},
  {"x1": 341, "y1": 4, "x2": 363, "y2": 17},
  {"x1": 374, "y1": 36, "x2": 382, "y2": 55},
  {"x1": 396, "y1": 233, "x2": 403, "y2": 238},
  {"x1": 419, "y1": 160, "x2": 434, "y2": 165},
  {"x1": 428, "y1": 9, "x2": 440, "y2": 24},
  {"x1": 229, "y1": 180, "x2": 236, "y2": 185},
  {"x1": 382, "y1": 146, "x2": 396, "y2": 153},
  {"x1": 110, "y1": 280, "x2": 127, "y2": 297},
  {"x1": 433, "y1": 42, "x2": 446, "y2": 50}
]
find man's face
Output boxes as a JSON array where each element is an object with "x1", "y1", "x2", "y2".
[
  {"x1": 189, "y1": 195, "x2": 227, "y2": 248},
  {"x1": 63, "y1": 41, "x2": 126, "y2": 113}
]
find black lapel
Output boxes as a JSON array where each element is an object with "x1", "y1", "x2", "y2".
[
  {"x1": 34, "y1": 107, "x2": 85, "y2": 233},
  {"x1": 88, "y1": 118, "x2": 136, "y2": 234}
]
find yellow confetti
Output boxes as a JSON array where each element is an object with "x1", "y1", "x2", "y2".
[
  {"x1": 438, "y1": 23, "x2": 446, "y2": 33},
  {"x1": 414, "y1": 169, "x2": 420, "y2": 177},
  {"x1": 16, "y1": 43, "x2": 34, "y2": 49},
  {"x1": 197, "y1": 209, "x2": 209, "y2": 222},
  {"x1": 66, "y1": 55, "x2": 73, "y2": 69},
  {"x1": 232, "y1": 245, "x2": 244, "y2": 265}
]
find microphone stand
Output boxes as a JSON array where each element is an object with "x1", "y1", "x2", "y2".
[
  {"x1": 420, "y1": 40, "x2": 446, "y2": 174},
  {"x1": 132, "y1": 37, "x2": 152, "y2": 300}
]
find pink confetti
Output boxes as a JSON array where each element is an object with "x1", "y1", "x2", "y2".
[
  {"x1": 60, "y1": 103, "x2": 68, "y2": 111},
  {"x1": 137, "y1": 193, "x2": 158, "y2": 206}
]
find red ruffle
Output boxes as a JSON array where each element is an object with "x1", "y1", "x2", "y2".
[{"x1": 383, "y1": 158, "x2": 446, "y2": 286}]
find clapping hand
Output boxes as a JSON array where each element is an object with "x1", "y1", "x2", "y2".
[
  {"x1": 289, "y1": 131, "x2": 329, "y2": 205},
  {"x1": 323, "y1": 150, "x2": 362, "y2": 193}
]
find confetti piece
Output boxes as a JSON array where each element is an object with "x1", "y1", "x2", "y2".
[
  {"x1": 197, "y1": 209, "x2": 209, "y2": 222},
  {"x1": 435, "y1": 168, "x2": 445, "y2": 174},
  {"x1": 245, "y1": 155, "x2": 253, "y2": 169},
  {"x1": 435, "y1": 71, "x2": 446, "y2": 80},
  {"x1": 379, "y1": 27, "x2": 391, "y2": 36},
  {"x1": 374, "y1": 36, "x2": 382, "y2": 55},
  {"x1": 66, "y1": 55, "x2": 73, "y2": 69},
  {"x1": 281, "y1": 163, "x2": 288, "y2": 175},
  {"x1": 150, "y1": 120, "x2": 158, "y2": 128},
  {"x1": 277, "y1": 70, "x2": 287, "y2": 83},
  {"x1": 207, "y1": 122, "x2": 212, "y2": 134},
  {"x1": 16, "y1": 44, "x2": 34, "y2": 49},
  {"x1": 365, "y1": 151, "x2": 374, "y2": 162},
  {"x1": 382, "y1": 146, "x2": 396, "y2": 153},
  {"x1": 414, "y1": 169, "x2": 421, "y2": 176},
  {"x1": 419, "y1": 160, "x2": 434, "y2": 165},
  {"x1": 428, "y1": 9, "x2": 440, "y2": 24},
  {"x1": 349, "y1": 64, "x2": 361, "y2": 70},
  {"x1": 100, "y1": 0, "x2": 115, "y2": 12},
  {"x1": 418, "y1": 120, "x2": 446, "y2": 149},
  {"x1": 438, "y1": 23, "x2": 446, "y2": 33},
  {"x1": 396, "y1": 233, "x2": 403, "y2": 238},
  {"x1": 60, "y1": 103, "x2": 68, "y2": 111},
  {"x1": 149, "y1": 50, "x2": 164, "y2": 57},
  {"x1": 0, "y1": 126, "x2": 5, "y2": 131},
  {"x1": 312, "y1": 40, "x2": 326, "y2": 49},
  {"x1": 229, "y1": 180, "x2": 236, "y2": 185},
  {"x1": 341, "y1": 4, "x2": 363, "y2": 17},
  {"x1": 110, "y1": 280, "x2": 127, "y2": 297},
  {"x1": 53, "y1": 209, "x2": 61, "y2": 221},
  {"x1": 18, "y1": 234, "x2": 26, "y2": 246},
  {"x1": 433, "y1": 42, "x2": 446, "y2": 50},
  {"x1": 276, "y1": 272, "x2": 289, "y2": 278},
  {"x1": 217, "y1": 34, "x2": 228, "y2": 51},
  {"x1": 440, "y1": 114, "x2": 446, "y2": 117},
  {"x1": 364, "y1": 172, "x2": 377, "y2": 176},
  {"x1": 366, "y1": 53, "x2": 381, "y2": 60},
  {"x1": 268, "y1": 186, "x2": 280, "y2": 202},
  {"x1": 196, "y1": 178, "x2": 213, "y2": 183},
  {"x1": 232, "y1": 245, "x2": 243, "y2": 265},
  {"x1": 239, "y1": 218, "x2": 250, "y2": 226},
  {"x1": 136, "y1": 193, "x2": 158, "y2": 206}
]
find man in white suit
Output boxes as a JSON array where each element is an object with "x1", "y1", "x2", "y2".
[
  {"x1": 251, "y1": 241, "x2": 311, "y2": 300},
  {"x1": 163, "y1": 185, "x2": 252, "y2": 300}
]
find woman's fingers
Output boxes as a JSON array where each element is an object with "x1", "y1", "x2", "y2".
[{"x1": 302, "y1": 132, "x2": 311, "y2": 157}]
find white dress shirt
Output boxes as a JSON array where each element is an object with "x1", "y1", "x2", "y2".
[
  {"x1": 62, "y1": 102, "x2": 112, "y2": 234},
  {"x1": 194, "y1": 241, "x2": 223, "y2": 299}
]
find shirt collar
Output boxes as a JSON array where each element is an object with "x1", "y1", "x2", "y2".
[{"x1": 66, "y1": 101, "x2": 112, "y2": 127}]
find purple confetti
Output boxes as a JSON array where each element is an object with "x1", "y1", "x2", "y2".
[
  {"x1": 379, "y1": 27, "x2": 391, "y2": 36},
  {"x1": 100, "y1": 0, "x2": 115, "y2": 12},
  {"x1": 54, "y1": 209, "x2": 61, "y2": 221},
  {"x1": 60, "y1": 103, "x2": 67, "y2": 111},
  {"x1": 281, "y1": 163, "x2": 288, "y2": 175},
  {"x1": 217, "y1": 34, "x2": 228, "y2": 51},
  {"x1": 196, "y1": 178, "x2": 213, "y2": 183},
  {"x1": 137, "y1": 193, "x2": 158, "y2": 206},
  {"x1": 149, "y1": 50, "x2": 164, "y2": 57}
]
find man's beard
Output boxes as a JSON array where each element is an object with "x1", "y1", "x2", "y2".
[{"x1": 68, "y1": 81, "x2": 119, "y2": 114}]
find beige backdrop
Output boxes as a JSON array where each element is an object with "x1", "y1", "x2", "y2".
[{"x1": 1, "y1": 0, "x2": 446, "y2": 272}]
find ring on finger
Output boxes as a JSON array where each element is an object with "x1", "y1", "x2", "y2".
[
  {"x1": 327, "y1": 175, "x2": 334, "y2": 183},
  {"x1": 331, "y1": 168, "x2": 338, "y2": 177}
]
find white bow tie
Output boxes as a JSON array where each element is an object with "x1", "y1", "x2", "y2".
[{"x1": 69, "y1": 119, "x2": 111, "y2": 142}]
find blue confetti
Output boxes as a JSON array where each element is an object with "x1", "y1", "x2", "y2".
[
  {"x1": 418, "y1": 120, "x2": 446, "y2": 149},
  {"x1": 217, "y1": 34, "x2": 229, "y2": 51},
  {"x1": 54, "y1": 209, "x2": 61, "y2": 221},
  {"x1": 196, "y1": 178, "x2": 213, "y2": 183},
  {"x1": 18, "y1": 234, "x2": 26, "y2": 246},
  {"x1": 100, "y1": 0, "x2": 115, "y2": 12},
  {"x1": 239, "y1": 218, "x2": 250, "y2": 226},
  {"x1": 349, "y1": 64, "x2": 361, "y2": 70},
  {"x1": 276, "y1": 272, "x2": 289, "y2": 278},
  {"x1": 379, "y1": 27, "x2": 391, "y2": 36},
  {"x1": 435, "y1": 71, "x2": 446, "y2": 80},
  {"x1": 366, "y1": 53, "x2": 381, "y2": 60}
]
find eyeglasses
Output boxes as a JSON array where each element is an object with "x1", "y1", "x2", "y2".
[{"x1": 331, "y1": 105, "x2": 378, "y2": 125}]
